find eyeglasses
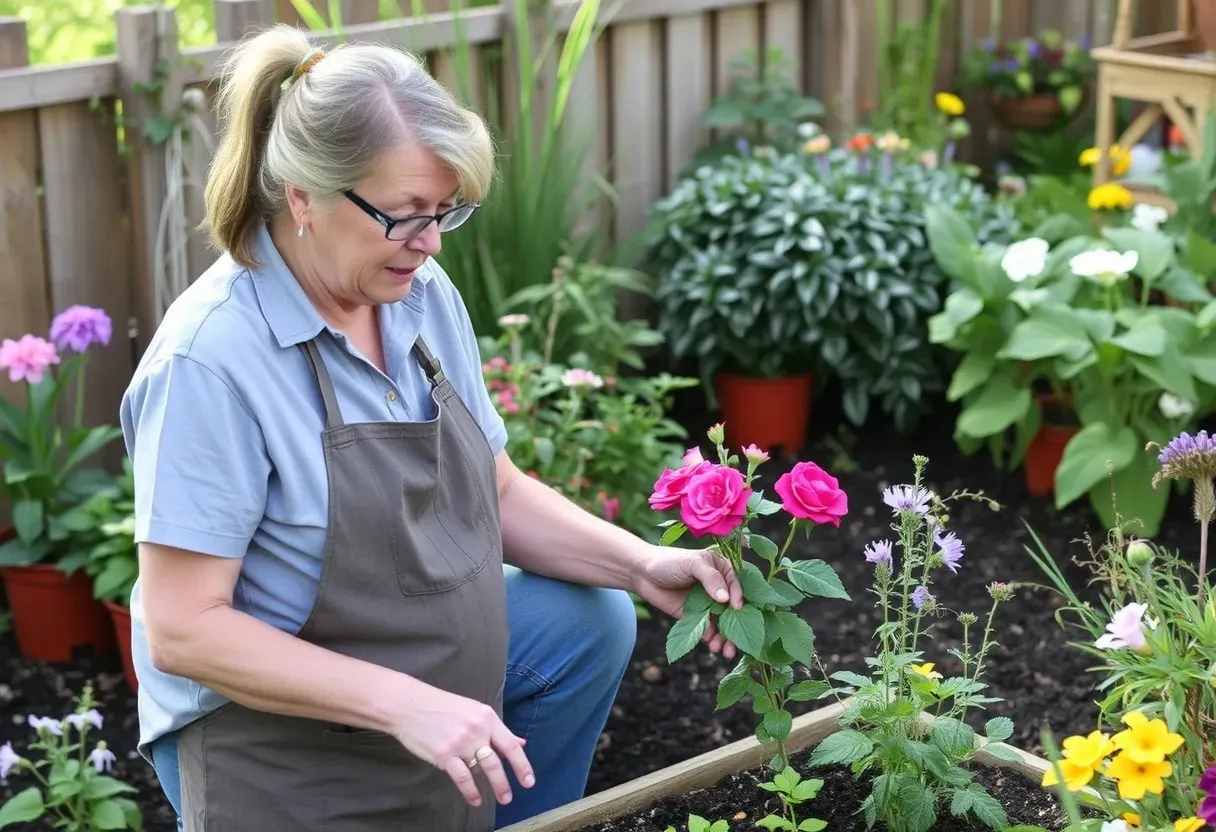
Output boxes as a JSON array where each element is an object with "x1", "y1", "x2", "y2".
[{"x1": 344, "y1": 190, "x2": 479, "y2": 241}]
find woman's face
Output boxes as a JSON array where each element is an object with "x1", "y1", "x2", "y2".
[{"x1": 292, "y1": 142, "x2": 461, "y2": 310}]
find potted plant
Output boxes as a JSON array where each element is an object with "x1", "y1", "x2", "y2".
[
  {"x1": 924, "y1": 202, "x2": 1216, "y2": 536},
  {"x1": 643, "y1": 151, "x2": 831, "y2": 452},
  {"x1": 957, "y1": 29, "x2": 1095, "y2": 132},
  {"x1": 0, "y1": 305, "x2": 124, "y2": 662}
]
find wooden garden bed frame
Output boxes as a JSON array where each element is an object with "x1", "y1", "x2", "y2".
[
  {"x1": 1091, "y1": 0, "x2": 1216, "y2": 208},
  {"x1": 499, "y1": 700, "x2": 1068, "y2": 832}
]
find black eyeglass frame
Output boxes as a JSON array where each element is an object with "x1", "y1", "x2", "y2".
[{"x1": 343, "y1": 190, "x2": 479, "y2": 241}]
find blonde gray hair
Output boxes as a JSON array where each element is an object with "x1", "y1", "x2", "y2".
[{"x1": 202, "y1": 24, "x2": 494, "y2": 267}]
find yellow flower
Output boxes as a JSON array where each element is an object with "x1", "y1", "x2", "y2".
[
  {"x1": 1040, "y1": 758, "x2": 1098, "y2": 791},
  {"x1": 1105, "y1": 751, "x2": 1172, "y2": 800},
  {"x1": 1088, "y1": 183, "x2": 1134, "y2": 211},
  {"x1": 935, "y1": 92, "x2": 965, "y2": 116},
  {"x1": 1079, "y1": 145, "x2": 1131, "y2": 177},
  {"x1": 1123, "y1": 813, "x2": 1141, "y2": 826},
  {"x1": 803, "y1": 135, "x2": 831, "y2": 154},
  {"x1": 1175, "y1": 818, "x2": 1204, "y2": 832},
  {"x1": 876, "y1": 130, "x2": 903, "y2": 152},
  {"x1": 1111, "y1": 711, "x2": 1185, "y2": 764},
  {"x1": 909, "y1": 662, "x2": 942, "y2": 679}
]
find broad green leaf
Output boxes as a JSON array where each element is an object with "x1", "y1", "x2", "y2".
[
  {"x1": 962, "y1": 784, "x2": 1008, "y2": 829},
  {"x1": 719, "y1": 604, "x2": 766, "y2": 657},
  {"x1": 787, "y1": 680, "x2": 830, "y2": 701},
  {"x1": 83, "y1": 777, "x2": 139, "y2": 800},
  {"x1": 770, "y1": 610, "x2": 816, "y2": 664},
  {"x1": 955, "y1": 374, "x2": 1031, "y2": 439},
  {"x1": 930, "y1": 717, "x2": 976, "y2": 757},
  {"x1": 764, "y1": 708, "x2": 793, "y2": 742},
  {"x1": 997, "y1": 316, "x2": 1091, "y2": 362},
  {"x1": 808, "y1": 729, "x2": 874, "y2": 766},
  {"x1": 1097, "y1": 448, "x2": 1170, "y2": 538},
  {"x1": 799, "y1": 817, "x2": 827, "y2": 831},
  {"x1": 946, "y1": 352, "x2": 995, "y2": 402},
  {"x1": 749, "y1": 533, "x2": 779, "y2": 562},
  {"x1": 738, "y1": 562, "x2": 788, "y2": 607},
  {"x1": 681, "y1": 584, "x2": 715, "y2": 614},
  {"x1": 0, "y1": 787, "x2": 45, "y2": 827},
  {"x1": 1102, "y1": 226, "x2": 1174, "y2": 280},
  {"x1": 666, "y1": 610, "x2": 709, "y2": 663},
  {"x1": 1053, "y1": 422, "x2": 1138, "y2": 509},
  {"x1": 660, "y1": 522, "x2": 687, "y2": 547},
  {"x1": 1185, "y1": 229, "x2": 1216, "y2": 277},
  {"x1": 756, "y1": 817, "x2": 796, "y2": 831},
  {"x1": 980, "y1": 742, "x2": 1025, "y2": 762},
  {"x1": 91, "y1": 799, "x2": 129, "y2": 831},
  {"x1": 942, "y1": 289, "x2": 984, "y2": 330},
  {"x1": 984, "y1": 716, "x2": 1013, "y2": 742},
  {"x1": 784, "y1": 559, "x2": 849, "y2": 600},
  {"x1": 717, "y1": 659, "x2": 753, "y2": 710},
  {"x1": 898, "y1": 781, "x2": 937, "y2": 832},
  {"x1": 1132, "y1": 349, "x2": 1198, "y2": 403},
  {"x1": 1187, "y1": 332, "x2": 1216, "y2": 385},
  {"x1": 1108, "y1": 316, "x2": 1166, "y2": 356},
  {"x1": 924, "y1": 205, "x2": 979, "y2": 284},
  {"x1": 1199, "y1": 299, "x2": 1216, "y2": 330},
  {"x1": 12, "y1": 499, "x2": 42, "y2": 545}
]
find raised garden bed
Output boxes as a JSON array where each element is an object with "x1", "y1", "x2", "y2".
[{"x1": 501, "y1": 700, "x2": 1079, "y2": 832}]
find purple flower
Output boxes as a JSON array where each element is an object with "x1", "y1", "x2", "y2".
[
  {"x1": 65, "y1": 709, "x2": 103, "y2": 732},
  {"x1": 1151, "y1": 430, "x2": 1216, "y2": 486},
  {"x1": 1024, "y1": 39, "x2": 1042, "y2": 59},
  {"x1": 1094, "y1": 602, "x2": 1149, "y2": 653},
  {"x1": 882, "y1": 485, "x2": 932, "y2": 515},
  {"x1": 0, "y1": 741, "x2": 19, "y2": 779},
  {"x1": 88, "y1": 743, "x2": 116, "y2": 773},
  {"x1": 864, "y1": 539, "x2": 893, "y2": 567},
  {"x1": 1199, "y1": 763, "x2": 1216, "y2": 823},
  {"x1": 935, "y1": 530, "x2": 964, "y2": 572},
  {"x1": 27, "y1": 715, "x2": 62, "y2": 736},
  {"x1": 979, "y1": 37, "x2": 996, "y2": 52},
  {"x1": 911, "y1": 585, "x2": 934, "y2": 610},
  {"x1": 50, "y1": 305, "x2": 111, "y2": 353}
]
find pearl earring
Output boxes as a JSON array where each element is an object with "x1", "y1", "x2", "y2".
[{"x1": 297, "y1": 224, "x2": 304, "y2": 238}]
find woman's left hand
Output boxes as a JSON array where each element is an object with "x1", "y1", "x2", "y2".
[{"x1": 631, "y1": 545, "x2": 744, "y2": 659}]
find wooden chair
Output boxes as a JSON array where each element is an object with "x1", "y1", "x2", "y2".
[{"x1": 1091, "y1": 0, "x2": 1216, "y2": 206}]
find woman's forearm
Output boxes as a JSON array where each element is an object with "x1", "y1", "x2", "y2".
[
  {"x1": 495, "y1": 453, "x2": 647, "y2": 589},
  {"x1": 151, "y1": 604, "x2": 418, "y2": 734}
]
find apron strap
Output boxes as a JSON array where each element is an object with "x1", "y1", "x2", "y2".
[
  {"x1": 300, "y1": 340, "x2": 345, "y2": 429},
  {"x1": 410, "y1": 336, "x2": 447, "y2": 387}
]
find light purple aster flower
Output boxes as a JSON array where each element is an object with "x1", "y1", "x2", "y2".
[
  {"x1": 65, "y1": 709, "x2": 103, "y2": 732},
  {"x1": 49, "y1": 305, "x2": 112, "y2": 353},
  {"x1": 27, "y1": 715, "x2": 62, "y2": 736},
  {"x1": 88, "y1": 743, "x2": 116, "y2": 773},
  {"x1": 934, "y1": 529, "x2": 964, "y2": 573},
  {"x1": 911, "y1": 585, "x2": 934, "y2": 610},
  {"x1": 881, "y1": 485, "x2": 932, "y2": 515},
  {"x1": 864, "y1": 539, "x2": 893, "y2": 567},
  {"x1": 1152, "y1": 430, "x2": 1216, "y2": 481},
  {"x1": 0, "y1": 741, "x2": 19, "y2": 779}
]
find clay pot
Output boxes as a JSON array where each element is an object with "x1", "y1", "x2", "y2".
[
  {"x1": 104, "y1": 600, "x2": 138, "y2": 693},
  {"x1": 1, "y1": 562, "x2": 116, "y2": 662},
  {"x1": 987, "y1": 91, "x2": 1084, "y2": 132},
  {"x1": 714, "y1": 372, "x2": 814, "y2": 452},
  {"x1": 1024, "y1": 395, "x2": 1079, "y2": 497}
]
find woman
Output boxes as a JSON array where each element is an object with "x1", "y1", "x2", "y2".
[{"x1": 121, "y1": 23, "x2": 742, "y2": 832}]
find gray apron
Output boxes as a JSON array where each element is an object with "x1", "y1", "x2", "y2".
[{"x1": 176, "y1": 334, "x2": 508, "y2": 831}]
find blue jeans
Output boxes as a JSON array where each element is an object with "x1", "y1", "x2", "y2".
[{"x1": 148, "y1": 568, "x2": 637, "y2": 830}]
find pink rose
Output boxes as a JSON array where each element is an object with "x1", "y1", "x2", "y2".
[
  {"x1": 649, "y1": 461, "x2": 710, "y2": 511},
  {"x1": 682, "y1": 447, "x2": 705, "y2": 466},
  {"x1": 680, "y1": 465, "x2": 751, "y2": 537},
  {"x1": 774, "y1": 461, "x2": 848, "y2": 526}
]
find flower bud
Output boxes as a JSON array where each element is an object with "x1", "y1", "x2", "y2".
[
  {"x1": 707, "y1": 423, "x2": 725, "y2": 446},
  {"x1": 1126, "y1": 538, "x2": 1154, "y2": 567},
  {"x1": 957, "y1": 612, "x2": 978, "y2": 627},
  {"x1": 987, "y1": 581, "x2": 1014, "y2": 602}
]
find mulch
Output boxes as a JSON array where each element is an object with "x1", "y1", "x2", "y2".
[{"x1": 0, "y1": 389, "x2": 1204, "y2": 831}]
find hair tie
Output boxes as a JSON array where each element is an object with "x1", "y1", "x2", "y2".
[{"x1": 293, "y1": 49, "x2": 325, "y2": 81}]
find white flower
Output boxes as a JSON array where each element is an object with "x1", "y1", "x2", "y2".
[
  {"x1": 497, "y1": 313, "x2": 530, "y2": 328},
  {"x1": 1001, "y1": 237, "x2": 1049, "y2": 283},
  {"x1": 1095, "y1": 602, "x2": 1149, "y2": 652},
  {"x1": 1100, "y1": 821, "x2": 1131, "y2": 832},
  {"x1": 1159, "y1": 391, "x2": 1195, "y2": 420},
  {"x1": 560, "y1": 368, "x2": 603, "y2": 389},
  {"x1": 1010, "y1": 287, "x2": 1050, "y2": 311},
  {"x1": 65, "y1": 709, "x2": 103, "y2": 732},
  {"x1": 88, "y1": 743, "x2": 116, "y2": 773},
  {"x1": 1130, "y1": 202, "x2": 1169, "y2": 232},
  {"x1": 0, "y1": 741, "x2": 19, "y2": 780},
  {"x1": 796, "y1": 121, "x2": 819, "y2": 139},
  {"x1": 1070, "y1": 249, "x2": 1138, "y2": 287}
]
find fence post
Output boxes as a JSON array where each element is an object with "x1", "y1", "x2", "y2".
[
  {"x1": 215, "y1": 0, "x2": 275, "y2": 40},
  {"x1": 117, "y1": 4, "x2": 183, "y2": 359}
]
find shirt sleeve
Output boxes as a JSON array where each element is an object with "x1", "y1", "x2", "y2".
[
  {"x1": 121, "y1": 353, "x2": 271, "y2": 558},
  {"x1": 428, "y1": 262, "x2": 508, "y2": 457}
]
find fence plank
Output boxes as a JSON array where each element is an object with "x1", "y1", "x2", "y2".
[
  {"x1": 38, "y1": 101, "x2": 132, "y2": 451},
  {"x1": 665, "y1": 12, "x2": 712, "y2": 187},
  {"x1": 713, "y1": 4, "x2": 761, "y2": 100},
  {"x1": 216, "y1": 0, "x2": 276, "y2": 39},
  {"x1": 762, "y1": 0, "x2": 802, "y2": 93},
  {"x1": 0, "y1": 18, "x2": 49, "y2": 415}
]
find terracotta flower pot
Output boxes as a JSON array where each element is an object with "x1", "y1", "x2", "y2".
[
  {"x1": 714, "y1": 372, "x2": 813, "y2": 452},
  {"x1": 987, "y1": 91, "x2": 1084, "y2": 132},
  {"x1": 104, "y1": 599, "x2": 138, "y2": 693},
  {"x1": 1, "y1": 562, "x2": 116, "y2": 662},
  {"x1": 1024, "y1": 395, "x2": 1078, "y2": 497}
]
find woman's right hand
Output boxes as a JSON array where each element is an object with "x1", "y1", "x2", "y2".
[{"x1": 391, "y1": 679, "x2": 535, "y2": 807}]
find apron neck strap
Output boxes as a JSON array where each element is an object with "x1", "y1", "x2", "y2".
[
  {"x1": 300, "y1": 340, "x2": 345, "y2": 429},
  {"x1": 410, "y1": 336, "x2": 446, "y2": 387}
]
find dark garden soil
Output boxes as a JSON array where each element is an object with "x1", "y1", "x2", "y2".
[
  {"x1": 0, "y1": 388, "x2": 1207, "y2": 831},
  {"x1": 581, "y1": 750, "x2": 1080, "y2": 831}
]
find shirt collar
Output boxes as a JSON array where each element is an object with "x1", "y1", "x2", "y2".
[{"x1": 249, "y1": 221, "x2": 433, "y2": 349}]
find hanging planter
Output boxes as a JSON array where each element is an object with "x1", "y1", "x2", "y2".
[
  {"x1": 987, "y1": 90, "x2": 1087, "y2": 132},
  {"x1": 714, "y1": 371, "x2": 814, "y2": 453},
  {"x1": 1024, "y1": 394, "x2": 1079, "y2": 497}
]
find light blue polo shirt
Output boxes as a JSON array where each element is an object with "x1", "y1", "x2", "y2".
[{"x1": 120, "y1": 222, "x2": 508, "y2": 758}]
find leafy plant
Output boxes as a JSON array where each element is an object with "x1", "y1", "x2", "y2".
[
  {"x1": 664, "y1": 816, "x2": 731, "y2": 832},
  {"x1": 0, "y1": 683, "x2": 142, "y2": 830},
  {"x1": 74, "y1": 459, "x2": 137, "y2": 608},
  {"x1": 755, "y1": 766, "x2": 827, "y2": 832},
  {"x1": 1150, "y1": 109, "x2": 1216, "y2": 257},
  {"x1": 0, "y1": 306, "x2": 124, "y2": 571},
  {"x1": 957, "y1": 29, "x2": 1095, "y2": 115},
  {"x1": 872, "y1": 0, "x2": 951, "y2": 149},
  {"x1": 809, "y1": 456, "x2": 1020, "y2": 832},
  {"x1": 924, "y1": 203, "x2": 1216, "y2": 535},
  {"x1": 653, "y1": 423, "x2": 850, "y2": 772}
]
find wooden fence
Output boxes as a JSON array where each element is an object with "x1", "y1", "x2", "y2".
[{"x1": 0, "y1": 0, "x2": 1183, "y2": 436}]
